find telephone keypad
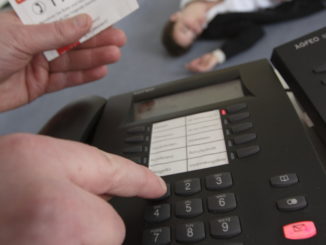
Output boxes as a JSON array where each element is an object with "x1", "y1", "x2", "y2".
[{"x1": 143, "y1": 172, "x2": 244, "y2": 245}]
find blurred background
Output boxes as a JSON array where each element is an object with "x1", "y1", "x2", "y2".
[{"x1": 0, "y1": 0, "x2": 325, "y2": 135}]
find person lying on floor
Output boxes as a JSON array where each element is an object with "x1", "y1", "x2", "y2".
[{"x1": 162, "y1": 0, "x2": 326, "y2": 72}]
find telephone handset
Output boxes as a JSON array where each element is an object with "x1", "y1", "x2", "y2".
[
  {"x1": 40, "y1": 96, "x2": 106, "y2": 143},
  {"x1": 40, "y1": 60, "x2": 326, "y2": 245}
]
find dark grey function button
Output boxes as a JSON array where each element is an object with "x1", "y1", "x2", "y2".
[
  {"x1": 207, "y1": 193, "x2": 237, "y2": 213},
  {"x1": 127, "y1": 126, "x2": 147, "y2": 134},
  {"x1": 143, "y1": 227, "x2": 171, "y2": 245},
  {"x1": 313, "y1": 63, "x2": 326, "y2": 73},
  {"x1": 230, "y1": 122, "x2": 253, "y2": 134},
  {"x1": 125, "y1": 135, "x2": 146, "y2": 143},
  {"x1": 175, "y1": 178, "x2": 201, "y2": 196},
  {"x1": 175, "y1": 198, "x2": 203, "y2": 218},
  {"x1": 270, "y1": 173, "x2": 298, "y2": 187},
  {"x1": 123, "y1": 145, "x2": 143, "y2": 154},
  {"x1": 227, "y1": 112, "x2": 250, "y2": 123},
  {"x1": 210, "y1": 216, "x2": 241, "y2": 238},
  {"x1": 233, "y1": 133, "x2": 257, "y2": 145},
  {"x1": 226, "y1": 103, "x2": 247, "y2": 113},
  {"x1": 144, "y1": 204, "x2": 171, "y2": 223},
  {"x1": 321, "y1": 79, "x2": 326, "y2": 86},
  {"x1": 277, "y1": 196, "x2": 307, "y2": 211},
  {"x1": 175, "y1": 222, "x2": 205, "y2": 243},
  {"x1": 205, "y1": 172, "x2": 233, "y2": 190},
  {"x1": 236, "y1": 145, "x2": 260, "y2": 159},
  {"x1": 128, "y1": 156, "x2": 142, "y2": 164}
]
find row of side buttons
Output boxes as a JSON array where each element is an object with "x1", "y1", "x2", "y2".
[
  {"x1": 223, "y1": 103, "x2": 260, "y2": 160},
  {"x1": 123, "y1": 125, "x2": 151, "y2": 165}
]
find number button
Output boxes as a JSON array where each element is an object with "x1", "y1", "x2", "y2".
[
  {"x1": 143, "y1": 227, "x2": 171, "y2": 245},
  {"x1": 144, "y1": 204, "x2": 171, "y2": 223},
  {"x1": 210, "y1": 216, "x2": 241, "y2": 238},
  {"x1": 175, "y1": 178, "x2": 201, "y2": 196},
  {"x1": 176, "y1": 222, "x2": 205, "y2": 243},
  {"x1": 175, "y1": 198, "x2": 203, "y2": 218},
  {"x1": 153, "y1": 183, "x2": 171, "y2": 201},
  {"x1": 207, "y1": 193, "x2": 237, "y2": 213},
  {"x1": 205, "y1": 172, "x2": 233, "y2": 190}
]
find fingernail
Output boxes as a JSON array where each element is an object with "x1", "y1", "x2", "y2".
[
  {"x1": 158, "y1": 177, "x2": 167, "y2": 192},
  {"x1": 73, "y1": 14, "x2": 91, "y2": 28}
]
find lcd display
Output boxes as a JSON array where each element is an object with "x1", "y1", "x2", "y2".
[{"x1": 134, "y1": 79, "x2": 244, "y2": 121}]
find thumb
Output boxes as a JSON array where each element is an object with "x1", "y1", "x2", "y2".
[{"x1": 22, "y1": 14, "x2": 92, "y2": 54}]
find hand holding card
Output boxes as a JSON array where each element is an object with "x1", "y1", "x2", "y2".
[{"x1": 9, "y1": 0, "x2": 139, "y2": 61}]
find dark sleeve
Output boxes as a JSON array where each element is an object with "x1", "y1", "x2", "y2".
[
  {"x1": 220, "y1": 23, "x2": 265, "y2": 59},
  {"x1": 226, "y1": 0, "x2": 326, "y2": 24}
]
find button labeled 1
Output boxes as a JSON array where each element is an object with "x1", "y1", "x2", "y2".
[{"x1": 283, "y1": 221, "x2": 317, "y2": 240}]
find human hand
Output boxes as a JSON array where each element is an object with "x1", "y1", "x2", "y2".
[
  {"x1": 0, "y1": 133, "x2": 166, "y2": 245},
  {"x1": 186, "y1": 52, "x2": 220, "y2": 73},
  {"x1": 0, "y1": 11, "x2": 126, "y2": 112}
]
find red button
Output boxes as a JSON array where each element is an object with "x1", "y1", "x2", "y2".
[
  {"x1": 283, "y1": 221, "x2": 317, "y2": 240},
  {"x1": 221, "y1": 109, "x2": 227, "y2": 116}
]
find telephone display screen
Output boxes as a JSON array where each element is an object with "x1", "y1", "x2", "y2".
[{"x1": 134, "y1": 79, "x2": 244, "y2": 121}]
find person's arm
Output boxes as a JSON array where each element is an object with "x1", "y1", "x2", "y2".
[
  {"x1": 0, "y1": 10, "x2": 126, "y2": 112},
  {"x1": 219, "y1": 22, "x2": 264, "y2": 60},
  {"x1": 186, "y1": 22, "x2": 264, "y2": 73},
  {"x1": 0, "y1": 133, "x2": 166, "y2": 245},
  {"x1": 180, "y1": 0, "x2": 224, "y2": 9}
]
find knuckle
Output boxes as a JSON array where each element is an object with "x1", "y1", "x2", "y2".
[
  {"x1": 52, "y1": 21, "x2": 67, "y2": 43},
  {"x1": 105, "y1": 46, "x2": 121, "y2": 62},
  {"x1": 0, "y1": 134, "x2": 46, "y2": 168},
  {"x1": 0, "y1": 133, "x2": 36, "y2": 154}
]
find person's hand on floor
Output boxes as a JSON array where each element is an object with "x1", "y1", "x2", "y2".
[
  {"x1": 0, "y1": 10, "x2": 126, "y2": 112},
  {"x1": 186, "y1": 52, "x2": 220, "y2": 73},
  {"x1": 0, "y1": 133, "x2": 166, "y2": 245}
]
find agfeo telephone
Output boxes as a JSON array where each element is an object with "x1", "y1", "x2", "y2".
[{"x1": 40, "y1": 59, "x2": 326, "y2": 245}]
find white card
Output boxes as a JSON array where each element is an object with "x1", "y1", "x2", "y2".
[{"x1": 9, "y1": 0, "x2": 139, "y2": 61}]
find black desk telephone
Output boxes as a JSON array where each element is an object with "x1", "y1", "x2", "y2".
[
  {"x1": 41, "y1": 26, "x2": 326, "y2": 245},
  {"x1": 40, "y1": 59, "x2": 326, "y2": 245}
]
